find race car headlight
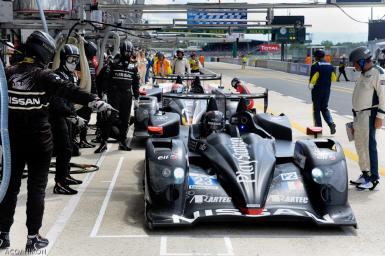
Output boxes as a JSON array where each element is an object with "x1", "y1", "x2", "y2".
[
  {"x1": 174, "y1": 167, "x2": 185, "y2": 183},
  {"x1": 311, "y1": 168, "x2": 324, "y2": 183}
]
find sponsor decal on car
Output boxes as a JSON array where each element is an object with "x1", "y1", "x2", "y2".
[
  {"x1": 268, "y1": 195, "x2": 309, "y2": 204},
  {"x1": 314, "y1": 151, "x2": 337, "y2": 161},
  {"x1": 157, "y1": 154, "x2": 177, "y2": 161},
  {"x1": 172, "y1": 208, "x2": 334, "y2": 224},
  {"x1": 280, "y1": 172, "x2": 298, "y2": 181},
  {"x1": 198, "y1": 143, "x2": 208, "y2": 151},
  {"x1": 230, "y1": 138, "x2": 258, "y2": 183},
  {"x1": 190, "y1": 195, "x2": 232, "y2": 204},
  {"x1": 281, "y1": 180, "x2": 303, "y2": 191},
  {"x1": 188, "y1": 173, "x2": 219, "y2": 190},
  {"x1": 154, "y1": 115, "x2": 169, "y2": 121}
]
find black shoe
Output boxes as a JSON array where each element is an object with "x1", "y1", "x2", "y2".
[
  {"x1": 0, "y1": 232, "x2": 10, "y2": 249},
  {"x1": 329, "y1": 123, "x2": 336, "y2": 135},
  {"x1": 79, "y1": 140, "x2": 96, "y2": 148},
  {"x1": 72, "y1": 148, "x2": 81, "y2": 157},
  {"x1": 66, "y1": 175, "x2": 83, "y2": 185},
  {"x1": 95, "y1": 141, "x2": 107, "y2": 153},
  {"x1": 26, "y1": 234, "x2": 49, "y2": 252},
  {"x1": 91, "y1": 136, "x2": 101, "y2": 143},
  {"x1": 53, "y1": 183, "x2": 78, "y2": 195},
  {"x1": 119, "y1": 141, "x2": 132, "y2": 151}
]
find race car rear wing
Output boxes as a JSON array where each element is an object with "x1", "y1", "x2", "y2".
[
  {"x1": 153, "y1": 74, "x2": 222, "y2": 83},
  {"x1": 162, "y1": 88, "x2": 269, "y2": 113}
]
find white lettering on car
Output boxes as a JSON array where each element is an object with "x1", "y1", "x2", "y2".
[
  {"x1": 190, "y1": 195, "x2": 232, "y2": 204},
  {"x1": 171, "y1": 208, "x2": 335, "y2": 224},
  {"x1": 230, "y1": 138, "x2": 258, "y2": 183}
]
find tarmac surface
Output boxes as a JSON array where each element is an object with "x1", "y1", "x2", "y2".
[{"x1": 3, "y1": 62, "x2": 385, "y2": 256}]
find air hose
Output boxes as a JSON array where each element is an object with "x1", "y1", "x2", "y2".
[
  {"x1": 97, "y1": 31, "x2": 120, "y2": 74},
  {"x1": 78, "y1": 35, "x2": 91, "y2": 94},
  {"x1": 49, "y1": 162, "x2": 99, "y2": 174},
  {"x1": 0, "y1": 56, "x2": 11, "y2": 203},
  {"x1": 35, "y1": 0, "x2": 48, "y2": 33}
]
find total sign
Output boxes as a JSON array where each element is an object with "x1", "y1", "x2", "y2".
[{"x1": 259, "y1": 44, "x2": 281, "y2": 52}]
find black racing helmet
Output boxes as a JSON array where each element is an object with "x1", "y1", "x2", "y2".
[
  {"x1": 25, "y1": 30, "x2": 56, "y2": 64},
  {"x1": 204, "y1": 110, "x2": 225, "y2": 134},
  {"x1": 175, "y1": 75, "x2": 183, "y2": 84},
  {"x1": 231, "y1": 77, "x2": 241, "y2": 88},
  {"x1": 60, "y1": 44, "x2": 80, "y2": 64},
  {"x1": 191, "y1": 76, "x2": 204, "y2": 94},
  {"x1": 84, "y1": 41, "x2": 97, "y2": 59},
  {"x1": 314, "y1": 49, "x2": 325, "y2": 59},
  {"x1": 120, "y1": 40, "x2": 134, "y2": 56},
  {"x1": 60, "y1": 44, "x2": 80, "y2": 61}
]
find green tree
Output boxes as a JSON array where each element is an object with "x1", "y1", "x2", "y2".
[{"x1": 320, "y1": 40, "x2": 334, "y2": 49}]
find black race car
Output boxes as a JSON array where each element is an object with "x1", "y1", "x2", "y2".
[
  {"x1": 133, "y1": 74, "x2": 267, "y2": 139},
  {"x1": 144, "y1": 94, "x2": 357, "y2": 229}
]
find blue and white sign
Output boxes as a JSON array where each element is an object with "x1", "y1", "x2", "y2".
[{"x1": 187, "y1": 9, "x2": 247, "y2": 25}]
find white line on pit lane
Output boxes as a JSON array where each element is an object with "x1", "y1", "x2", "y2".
[
  {"x1": 90, "y1": 156, "x2": 124, "y2": 237},
  {"x1": 329, "y1": 109, "x2": 337, "y2": 113},
  {"x1": 160, "y1": 236, "x2": 234, "y2": 256},
  {"x1": 344, "y1": 115, "x2": 354, "y2": 119},
  {"x1": 286, "y1": 96, "x2": 305, "y2": 103},
  {"x1": 94, "y1": 235, "x2": 149, "y2": 238},
  {"x1": 45, "y1": 151, "x2": 108, "y2": 254}
]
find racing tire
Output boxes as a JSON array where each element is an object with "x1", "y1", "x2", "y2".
[{"x1": 144, "y1": 200, "x2": 154, "y2": 231}]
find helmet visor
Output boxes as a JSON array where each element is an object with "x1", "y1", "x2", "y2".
[{"x1": 66, "y1": 56, "x2": 80, "y2": 64}]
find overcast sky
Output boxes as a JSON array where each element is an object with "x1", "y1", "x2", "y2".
[{"x1": 143, "y1": 0, "x2": 385, "y2": 43}]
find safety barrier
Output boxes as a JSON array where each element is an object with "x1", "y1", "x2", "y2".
[{"x1": 215, "y1": 57, "x2": 360, "y2": 82}]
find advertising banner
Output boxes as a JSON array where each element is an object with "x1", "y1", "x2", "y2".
[{"x1": 187, "y1": 9, "x2": 247, "y2": 25}]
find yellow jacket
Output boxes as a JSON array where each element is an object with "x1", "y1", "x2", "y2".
[{"x1": 189, "y1": 59, "x2": 201, "y2": 72}]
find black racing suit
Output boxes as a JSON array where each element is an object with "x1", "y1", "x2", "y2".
[
  {"x1": 98, "y1": 57, "x2": 140, "y2": 143},
  {"x1": 0, "y1": 62, "x2": 96, "y2": 235},
  {"x1": 76, "y1": 60, "x2": 98, "y2": 142},
  {"x1": 49, "y1": 66, "x2": 78, "y2": 184}
]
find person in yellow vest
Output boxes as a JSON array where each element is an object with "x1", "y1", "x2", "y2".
[
  {"x1": 189, "y1": 52, "x2": 202, "y2": 74},
  {"x1": 309, "y1": 49, "x2": 337, "y2": 134},
  {"x1": 241, "y1": 55, "x2": 247, "y2": 69},
  {"x1": 153, "y1": 52, "x2": 172, "y2": 76}
]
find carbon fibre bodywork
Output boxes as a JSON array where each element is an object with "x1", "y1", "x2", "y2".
[{"x1": 144, "y1": 102, "x2": 357, "y2": 229}]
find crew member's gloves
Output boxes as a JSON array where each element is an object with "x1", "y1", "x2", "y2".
[
  {"x1": 88, "y1": 100, "x2": 114, "y2": 112},
  {"x1": 102, "y1": 94, "x2": 108, "y2": 102},
  {"x1": 67, "y1": 116, "x2": 87, "y2": 128},
  {"x1": 308, "y1": 83, "x2": 314, "y2": 90}
]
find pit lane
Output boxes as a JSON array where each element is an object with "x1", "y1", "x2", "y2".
[{"x1": 7, "y1": 62, "x2": 385, "y2": 256}]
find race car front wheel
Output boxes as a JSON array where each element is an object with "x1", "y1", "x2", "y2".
[{"x1": 144, "y1": 200, "x2": 154, "y2": 230}]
